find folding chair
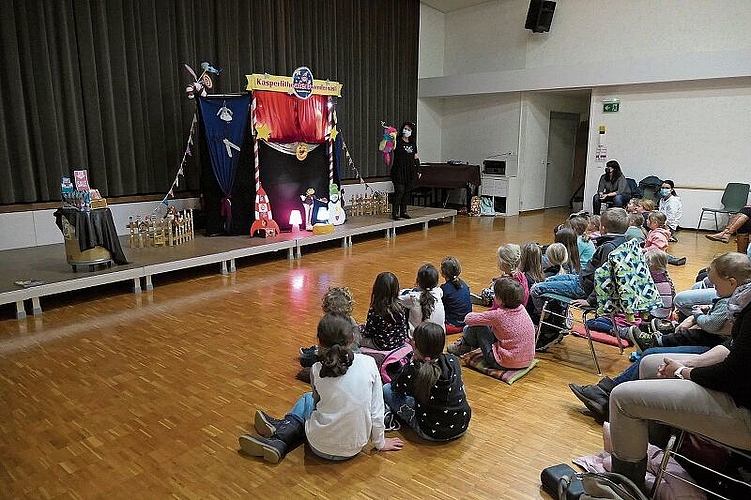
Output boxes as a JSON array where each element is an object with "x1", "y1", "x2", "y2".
[
  {"x1": 536, "y1": 293, "x2": 627, "y2": 376},
  {"x1": 696, "y1": 182, "x2": 750, "y2": 231},
  {"x1": 651, "y1": 429, "x2": 751, "y2": 500}
]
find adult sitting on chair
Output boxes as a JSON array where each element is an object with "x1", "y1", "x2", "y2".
[
  {"x1": 569, "y1": 251, "x2": 751, "y2": 422},
  {"x1": 592, "y1": 160, "x2": 631, "y2": 215},
  {"x1": 706, "y1": 206, "x2": 751, "y2": 255},
  {"x1": 604, "y1": 251, "x2": 751, "y2": 491}
]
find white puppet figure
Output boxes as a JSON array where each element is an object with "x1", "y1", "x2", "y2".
[{"x1": 328, "y1": 184, "x2": 346, "y2": 226}]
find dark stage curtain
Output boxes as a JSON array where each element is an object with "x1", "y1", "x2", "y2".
[{"x1": 0, "y1": 0, "x2": 419, "y2": 205}]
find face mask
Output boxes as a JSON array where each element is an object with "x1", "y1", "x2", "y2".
[
  {"x1": 660, "y1": 188, "x2": 671, "y2": 197},
  {"x1": 402, "y1": 129, "x2": 412, "y2": 138}
]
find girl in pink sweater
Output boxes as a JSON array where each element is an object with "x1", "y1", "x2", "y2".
[{"x1": 447, "y1": 278, "x2": 536, "y2": 369}]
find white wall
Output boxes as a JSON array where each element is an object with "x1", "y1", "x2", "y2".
[
  {"x1": 441, "y1": 93, "x2": 521, "y2": 165},
  {"x1": 419, "y1": 3, "x2": 445, "y2": 79},
  {"x1": 584, "y1": 78, "x2": 751, "y2": 229},
  {"x1": 418, "y1": 0, "x2": 751, "y2": 220}
]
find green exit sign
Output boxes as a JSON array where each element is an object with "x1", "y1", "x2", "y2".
[{"x1": 603, "y1": 102, "x2": 620, "y2": 113}]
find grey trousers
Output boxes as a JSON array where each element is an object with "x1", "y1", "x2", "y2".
[{"x1": 609, "y1": 353, "x2": 751, "y2": 463}]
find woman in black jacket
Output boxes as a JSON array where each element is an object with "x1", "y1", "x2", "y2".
[{"x1": 390, "y1": 121, "x2": 419, "y2": 220}]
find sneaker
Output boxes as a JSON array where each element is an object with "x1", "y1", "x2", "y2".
[
  {"x1": 299, "y1": 345, "x2": 318, "y2": 356},
  {"x1": 628, "y1": 326, "x2": 656, "y2": 353},
  {"x1": 446, "y1": 339, "x2": 472, "y2": 356},
  {"x1": 669, "y1": 256, "x2": 687, "y2": 266},
  {"x1": 383, "y1": 411, "x2": 401, "y2": 432},
  {"x1": 668, "y1": 236, "x2": 678, "y2": 243},
  {"x1": 650, "y1": 318, "x2": 674, "y2": 334}
]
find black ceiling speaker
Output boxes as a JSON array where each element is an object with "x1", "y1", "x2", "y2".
[{"x1": 525, "y1": 0, "x2": 556, "y2": 33}]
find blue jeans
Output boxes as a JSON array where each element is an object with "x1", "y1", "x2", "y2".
[
  {"x1": 593, "y1": 193, "x2": 630, "y2": 215},
  {"x1": 612, "y1": 345, "x2": 710, "y2": 385},
  {"x1": 673, "y1": 288, "x2": 717, "y2": 317},
  {"x1": 382, "y1": 383, "x2": 443, "y2": 441},
  {"x1": 288, "y1": 392, "x2": 351, "y2": 461},
  {"x1": 530, "y1": 274, "x2": 586, "y2": 313}
]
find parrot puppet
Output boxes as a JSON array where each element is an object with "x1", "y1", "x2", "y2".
[{"x1": 379, "y1": 121, "x2": 397, "y2": 165}]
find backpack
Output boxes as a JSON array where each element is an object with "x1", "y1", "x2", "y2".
[
  {"x1": 625, "y1": 178, "x2": 640, "y2": 199},
  {"x1": 479, "y1": 196, "x2": 495, "y2": 216},
  {"x1": 359, "y1": 344, "x2": 414, "y2": 384},
  {"x1": 638, "y1": 176, "x2": 663, "y2": 203},
  {"x1": 559, "y1": 472, "x2": 649, "y2": 500}
]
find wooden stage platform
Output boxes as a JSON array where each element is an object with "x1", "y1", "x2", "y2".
[{"x1": 0, "y1": 206, "x2": 457, "y2": 319}]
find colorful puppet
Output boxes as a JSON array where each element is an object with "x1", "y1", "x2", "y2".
[
  {"x1": 184, "y1": 62, "x2": 221, "y2": 100},
  {"x1": 300, "y1": 187, "x2": 317, "y2": 231},
  {"x1": 379, "y1": 121, "x2": 397, "y2": 165},
  {"x1": 328, "y1": 184, "x2": 346, "y2": 226}
]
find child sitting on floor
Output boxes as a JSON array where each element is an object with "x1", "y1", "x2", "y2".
[
  {"x1": 360, "y1": 272, "x2": 410, "y2": 351},
  {"x1": 240, "y1": 313, "x2": 404, "y2": 463},
  {"x1": 447, "y1": 278, "x2": 535, "y2": 370},
  {"x1": 543, "y1": 242, "x2": 569, "y2": 278},
  {"x1": 643, "y1": 211, "x2": 671, "y2": 252},
  {"x1": 586, "y1": 215, "x2": 601, "y2": 244},
  {"x1": 475, "y1": 243, "x2": 529, "y2": 308},
  {"x1": 440, "y1": 256, "x2": 472, "y2": 335},
  {"x1": 624, "y1": 213, "x2": 647, "y2": 242},
  {"x1": 569, "y1": 216, "x2": 596, "y2": 269},
  {"x1": 520, "y1": 242, "x2": 544, "y2": 322},
  {"x1": 298, "y1": 286, "x2": 360, "y2": 381},
  {"x1": 398, "y1": 263, "x2": 445, "y2": 334},
  {"x1": 383, "y1": 321, "x2": 471, "y2": 441}
]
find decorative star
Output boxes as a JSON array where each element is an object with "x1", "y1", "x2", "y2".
[
  {"x1": 329, "y1": 125, "x2": 338, "y2": 142},
  {"x1": 255, "y1": 122, "x2": 272, "y2": 141}
]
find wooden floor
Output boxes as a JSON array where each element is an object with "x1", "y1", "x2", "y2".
[{"x1": 0, "y1": 209, "x2": 726, "y2": 499}]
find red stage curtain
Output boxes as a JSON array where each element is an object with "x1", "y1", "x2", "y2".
[{"x1": 254, "y1": 92, "x2": 328, "y2": 143}]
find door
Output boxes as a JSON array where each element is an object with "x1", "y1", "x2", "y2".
[{"x1": 544, "y1": 112, "x2": 579, "y2": 208}]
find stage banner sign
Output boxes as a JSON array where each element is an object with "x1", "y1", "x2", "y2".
[{"x1": 246, "y1": 73, "x2": 342, "y2": 97}]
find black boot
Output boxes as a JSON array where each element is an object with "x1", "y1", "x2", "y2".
[
  {"x1": 254, "y1": 409, "x2": 285, "y2": 438},
  {"x1": 569, "y1": 383, "x2": 610, "y2": 421},
  {"x1": 611, "y1": 455, "x2": 648, "y2": 493},
  {"x1": 239, "y1": 415, "x2": 304, "y2": 463},
  {"x1": 597, "y1": 376, "x2": 617, "y2": 394}
]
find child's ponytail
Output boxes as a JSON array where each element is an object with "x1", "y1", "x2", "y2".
[
  {"x1": 319, "y1": 344, "x2": 355, "y2": 377},
  {"x1": 412, "y1": 322, "x2": 445, "y2": 405},
  {"x1": 316, "y1": 313, "x2": 355, "y2": 378},
  {"x1": 416, "y1": 264, "x2": 440, "y2": 321},
  {"x1": 441, "y1": 256, "x2": 464, "y2": 290}
]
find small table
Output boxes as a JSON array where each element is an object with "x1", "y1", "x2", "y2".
[
  {"x1": 54, "y1": 208, "x2": 129, "y2": 269},
  {"x1": 412, "y1": 163, "x2": 481, "y2": 210}
]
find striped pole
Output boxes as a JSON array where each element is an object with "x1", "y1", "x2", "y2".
[
  {"x1": 327, "y1": 97, "x2": 334, "y2": 188},
  {"x1": 252, "y1": 93, "x2": 260, "y2": 193}
]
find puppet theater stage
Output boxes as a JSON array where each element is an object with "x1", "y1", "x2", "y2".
[{"x1": 1, "y1": 71, "x2": 455, "y2": 320}]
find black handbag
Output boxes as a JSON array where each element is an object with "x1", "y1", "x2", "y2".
[{"x1": 541, "y1": 463, "x2": 584, "y2": 500}]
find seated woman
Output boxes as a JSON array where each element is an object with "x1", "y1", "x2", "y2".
[
  {"x1": 604, "y1": 251, "x2": 751, "y2": 491},
  {"x1": 657, "y1": 179, "x2": 682, "y2": 241},
  {"x1": 707, "y1": 205, "x2": 751, "y2": 255},
  {"x1": 592, "y1": 160, "x2": 631, "y2": 215}
]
